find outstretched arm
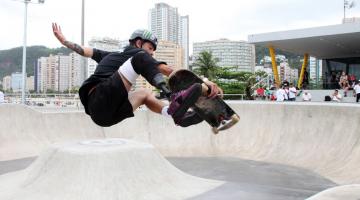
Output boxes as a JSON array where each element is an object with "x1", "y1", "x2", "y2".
[
  {"x1": 52, "y1": 23, "x2": 93, "y2": 58},
  {"x1": 158, "y1": 63, "x2": 173, "y2": 77}
]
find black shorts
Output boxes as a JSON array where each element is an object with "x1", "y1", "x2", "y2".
[{"x1": 87, "y1": 73, "x2": 134, "y2": 127}]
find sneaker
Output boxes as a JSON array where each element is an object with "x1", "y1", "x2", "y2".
[
  {"x1": 175, "y1": 110, "x2": 204, "y2": 127},
  {"x1": 167, "y1": 83, "x2": 202, "y2": 123}
]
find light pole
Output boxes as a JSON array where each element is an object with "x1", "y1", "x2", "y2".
[
  {"x1": 81, "y1": 0, "x2": 87, "y2": 81},
  {"x1": 344, "y1": 0, "x2": 355, "y2": 21},
  {"x1": 14, "y1": 0, "x2": 45, "y2": 104}
]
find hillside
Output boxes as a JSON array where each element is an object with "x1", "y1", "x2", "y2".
[
  {"x1": 255, "y1": 44, "x2": 302, "y2": 69},
  {"x1": 0, "y1": 46, "x2": 71, "y2": 79}
]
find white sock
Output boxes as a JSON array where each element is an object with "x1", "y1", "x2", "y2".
[{"x1": 161, "y1": 106, "x2": 171, "y2": 117}]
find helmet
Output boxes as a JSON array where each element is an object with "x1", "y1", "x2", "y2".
[{"x1": 129, "y1": 29, "x2": 158, "y2": 50}]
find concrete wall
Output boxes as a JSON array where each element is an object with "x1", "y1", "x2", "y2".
[{"x1": 1, "y1": 102, "x2": 360, "y2": 184}]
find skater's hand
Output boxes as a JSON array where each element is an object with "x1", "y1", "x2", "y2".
[
  {"x1": 204, "y1": 80, "x2": 223, "y2": 98},
  {"x1": 52, "y1": 23, "x2": 66, "y2": 45}
]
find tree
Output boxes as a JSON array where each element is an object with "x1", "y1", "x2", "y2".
[{"x1": 192, "y1": 51, "x2": 219, "y2": 80}]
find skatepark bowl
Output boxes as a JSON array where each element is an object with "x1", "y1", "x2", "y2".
[{"x1": 1, "y1": 102, "x2": 360, "y2": 200}]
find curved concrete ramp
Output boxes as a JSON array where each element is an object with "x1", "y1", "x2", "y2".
[
  {"x1": 0, "y1": 138, "x2": 222, "y2": 200},
  {"x1": 0, "y1": 104, "x2": 104, "y2": 161},
  {"x1": 2, "y1": 103, "x2": 360, "y2": 199},
  {"x1": 306, "y1": 185, "x2": 360, "y2": 200}
]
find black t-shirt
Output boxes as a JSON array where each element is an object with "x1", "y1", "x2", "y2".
[{"x1": 78, "y1": 46, "x2": 162, "y2": 113}]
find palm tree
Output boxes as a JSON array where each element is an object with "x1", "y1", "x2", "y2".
[{"x1": 192, "y1": 51, "x2": 219, "y2": 80}]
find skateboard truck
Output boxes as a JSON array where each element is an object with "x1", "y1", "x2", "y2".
[{"x1": 211, "y1": 114, "x2": 240, "y2": 134}]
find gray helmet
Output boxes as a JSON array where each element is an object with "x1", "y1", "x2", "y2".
[{"x1": 129, "y1": 29, "x2": 158, "y2": 50}]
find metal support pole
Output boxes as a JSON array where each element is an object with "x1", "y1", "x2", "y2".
[
  {"x1": 297, "y1": 53, "x2": 309, "y2": 89},
  {"x1": 81, "y1": 0, "x2": 87, "y2": 80},
  {"x1": 344, "y1": 0, "x2": 346, "y2": 20},
  {"x1": 268, "y1": 46, "x2": 280, "y2": 87},
  {"x1": 21, "y1": 1, "x2": 29, "y2": 104}
]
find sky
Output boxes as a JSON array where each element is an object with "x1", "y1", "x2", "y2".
[{"x1": 0, "y1": 0, "x2": 360, "y2": 53}]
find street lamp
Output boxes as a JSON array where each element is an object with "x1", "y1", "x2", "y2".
[
  {"x1": 13, "y1": 0, "x2": 45, "y2": 104},
  {"x1": 344, "y1": 0, "x2": 355, "y2": 21}
]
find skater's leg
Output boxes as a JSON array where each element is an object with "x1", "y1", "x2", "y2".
[{"x1": 128, "y1": 89, "x2": 165, "y2": 113}]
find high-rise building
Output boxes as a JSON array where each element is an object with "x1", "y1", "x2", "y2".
[
  {"x1": 36, "y1": 57, "x2": 47, "y2": 92},
  {"x1": 69, "y1": 52, "x2": 83, "y2": 89},
  {"x1": 343, "y1": 17, "x2": 360, "y2": 24},
  {"x1": 46, "y1": 54, "x2": 59, "y2": 92},
  {"x1": 133, "y1": 76, "x2": 154, "y2": 91},
  {"x1": 11, "y1": 72, "x2": 23, "y2": 92},
  {"x1": 193, "y1": 39, "x2": 256, "y2": 72},
  {"x1": 26, "y1": 76, "x2": 34, "y2": 92},
  {"x1": 87, "y1": 37, "x2": 120, "y2": 77},
  {"x1": 149, "y1": 3, "x2": 189, "y2": 69},
  {"x1": 58, "y1": 54, "x2": 70, "y2": 92},
  {"x1": 154, "y1": 40, "x2": 184, "y2": 70},
  {"x1": 179, "y1": 15, "x2": 189, "y2": 68},
  {"x1": 36, "y1": 53, "x2": 84, "y2": 93},
  {"x1": 278, "y1": 62, "x2": 298, "y2": 83},
  {"x1": 309, "y1": 56, "x2": 322, "y2": 82},
  {"x1": 2, "y1": 76, "x2": 11, "y2": 91}
]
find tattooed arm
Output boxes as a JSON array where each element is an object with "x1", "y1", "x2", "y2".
[{"x1": 52, "y1": 23, "x2": 93, "y2": 57}]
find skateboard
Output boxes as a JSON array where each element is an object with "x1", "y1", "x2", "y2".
[{"x1": 168, "y1": 69, "x2": 240, "y2": 134}]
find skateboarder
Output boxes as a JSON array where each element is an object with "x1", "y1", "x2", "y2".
[{"x1": 52, "y1": 23, "x2": 222, "y2": 127}]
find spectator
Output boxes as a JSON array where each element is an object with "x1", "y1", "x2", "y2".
[
  {"x1": 288, "y1": 83, "x2": 297, "y2": 101},
  {"x1": 0, "y1": 90, "x2": 4, "y2": 103},
  {"x1": 256, "y1": 86, "x2": 265, "y2": 100},
  {"x1": 276, "y1": 86, "x2": 286, "y2": 102},
  {"x1": 282, "y1": 79, "x2": 289, "y2": 87},
  {"x1": 338, "y1": 71, "x2": 350, "y2": 97},
  {"x1": 265, "y1": 87, "x2": 272, "y2": 100},
  {"x1": 339, "y1": 71, "x2": 348, "y2": 89},
  {"x1": 332, "y1": 89, "x2": 342, "y2": 102},
  {"x1": 349, "y1": 74, "x2": 356, "y2": 86},
  {"x1": 353, "y1": 81, "x2": 360, "y2": 103},
  {"x1": 284, "y1": 86, "x2": 289, "y2": 101},
  {"x1": 302, "y1": 91, "x2": 312, "y2": 101}
]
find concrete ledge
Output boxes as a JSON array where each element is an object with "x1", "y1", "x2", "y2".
[
  {"x1": 306, "y1": 185, "x2": 360, "y2": 200},
  {"x1": 0, "y1": 138, "x2": 222, "y2": 200}
]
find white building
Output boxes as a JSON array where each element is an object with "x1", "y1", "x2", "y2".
[
  {"x1": 69, "y1": 53, "x2": 83, "y2": 89},
  {"x1": 343, "y1": 17, "x2": 360, "y2": 24},
  {"x1": 46, "y1": 54, "x2": 59, "y2": 92},
  {"x1": 58, "y1": 54, "x2": 71, "y2": 92},
  {"x1": 149, "y1": 3, "x2": 189, "y2": 69},
  {"x1": 87, "y1": 37, "x2": 120, "y2": 77},
  {"x1": 26, "y1": 76, "x2": 34, "y2": 92},
  {"x1": 11, "y1": 72, "x2": 23, "y2": 92},
  {"x1": 2, "y1": 76, "x2": 11, "y2": 91},
  {"x1": 36, "y1": 57, "x2": 47, "y2": 92},
  {"x1": 119, "y1": 40, "x2": 129, "y2": 52},
  {"x1": 193, "y1": 39, "x2": 255, "y2": 72},
  {"x1": 36, "y1": 53, "x2": 84, "y2": 93},
  {"x1": 278, "y1": 62, "x2": 298, "y2": 83},
  {"x1": 309, "y1": 56, "x2": 322, "y2": 82},
  {"x1": 179, "y1": 15, "x2": 189, "y2": 68},
  {"x1": 255, "y1": 65, "x2": 273, "y2": 75}
]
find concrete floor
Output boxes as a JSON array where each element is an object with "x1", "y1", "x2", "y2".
[{"x1": 0, "y1": 156, "x2": 336, "y2": 200}]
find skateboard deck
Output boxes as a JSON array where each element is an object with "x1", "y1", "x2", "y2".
[{"x1": 168, "y1": 69, "x2": 240, "y2": 134}]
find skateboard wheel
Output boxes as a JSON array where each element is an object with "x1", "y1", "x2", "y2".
[
  {"x1": 212, "y1": 127, "x2": 219, "y2": 134},
  {"x1": 231, "y1": 114, "x2": 240, "y2": 122}
]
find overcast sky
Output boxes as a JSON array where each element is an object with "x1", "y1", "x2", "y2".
[{"x1": 1, "y1": 0, "x2": 360, "y2": 53}]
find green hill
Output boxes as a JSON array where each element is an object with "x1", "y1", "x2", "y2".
[
  {"x1": 0, "y1": 46, "x2": 71, "y2": 80},
  {"x1": 255, "y1": 44, "x2": 302, "y2": 69}
]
